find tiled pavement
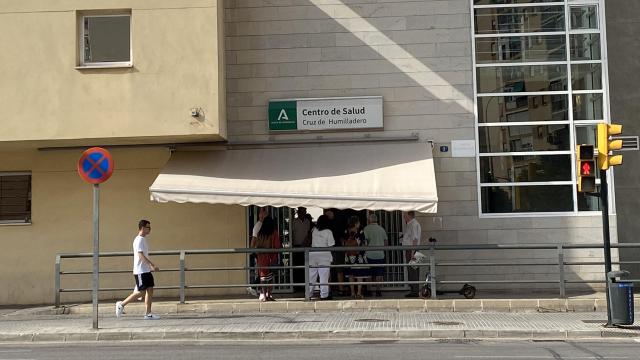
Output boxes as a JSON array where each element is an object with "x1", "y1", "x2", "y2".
[
  {"x1": 0, "y1": 308, "x2": 638, "y2": 342},
  {"x1": 50, "y1": 296, "x2": 636, "y2": 315}
]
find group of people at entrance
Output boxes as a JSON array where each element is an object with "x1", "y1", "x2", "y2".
[
  {"x1": 308, "y1": 211, "x2": 388, "y2": 300},
  {"x1": 251, "y1": 207, "x2": 422, "y2": 301}
]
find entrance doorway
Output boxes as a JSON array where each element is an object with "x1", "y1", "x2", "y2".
[
  {"x1": 247, "y1": 206, "x2": 407, "y2": 294},
  {"x1": 247, "y1": 206, "x2": 294, "y2": 293}
]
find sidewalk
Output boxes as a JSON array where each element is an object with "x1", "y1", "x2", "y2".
[
  {"x1": 47, "y1": 291, "x2": 633, "y2": 315},
  {"x1": 1, "y1": 296, "x2": 639, "y2": 342}
]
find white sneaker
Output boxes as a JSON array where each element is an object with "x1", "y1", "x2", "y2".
[
  {"x1": 143, "y1": 314, "x2": 160, "y2": 320},
  {"x1": 258, "y1": 293, "x2": 266, "y2": 302},
  {"x1": 247, "y1": 287, "x2": 258, "y2": 297},
  {"x1": 115, "y1": 301, "x2": 124, "y2": 318}
]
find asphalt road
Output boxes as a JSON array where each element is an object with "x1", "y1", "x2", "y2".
[{"x1": 0, "y1": 340, "x2": 639, "y2": 359}]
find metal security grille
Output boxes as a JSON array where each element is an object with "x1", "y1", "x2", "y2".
[
  {"x1": 0, "y1": 173, "x2": 31, "y2": 223},
  {"x1": 374, "y1": 210, "x2": 408, "y2": 291},
  {"x1": 271, "y1": 206, "x2": 294, "y2": 292}
]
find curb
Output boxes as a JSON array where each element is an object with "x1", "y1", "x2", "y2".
[
  {"x1": 51, "y1": 298, "x2": 640, "y2": 316},
  {"x1": 0, "y1": 329, "x2": 637, "y2": 343}
]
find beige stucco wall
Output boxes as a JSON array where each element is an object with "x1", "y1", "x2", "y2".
[
  {"x1": 0, "y1": 148, "x2": 245, "y2": 305},
  {"x1": 0, "y1": 0, "x2": 226, "y2": 146}
]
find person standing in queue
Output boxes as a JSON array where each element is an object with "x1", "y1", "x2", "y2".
[
  {"x1": 309, "y1": 215, "x2": 335, "y2": 300},
  {"x1": 292, "y1": 207, "x2": 312, "y2": 291},
  {"x1": 344, "y1": 216, "x2": 369, "y2": 299},
  {"x1": 402, "y1": 211, "x2": 421, "y2": 297},
  {"x1": 247, "y1": 207, "x2": 268, "y2": 297},
  {"x1": 364, "y1": 213, "x2": 388, "y2": 297},
  {"x1": 251, "y1": 217, "x2": 277, "y2": 302},
  {"x1": 325, "y1": 209, "x2": 348, "y2": 296}
]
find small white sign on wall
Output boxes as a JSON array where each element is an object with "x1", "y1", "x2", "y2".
[{"x1": 451, "y1": 140, "x2": 476, "y2": 157}]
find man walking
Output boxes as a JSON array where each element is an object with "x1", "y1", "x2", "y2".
[
  {"x1": 402, "y1": 211, "x2": 421, "y2": 297},
  {"x1": 115, "y1": 219, "x2": 160, "y2": 320}
]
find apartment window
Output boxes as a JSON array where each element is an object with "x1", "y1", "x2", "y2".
[
  {"x1": 472, "y1": 1, "x2": 608, "y2": 215},
  {"x1": 0, "y1": 173, "x2": 31, "y2": 224},
  {"x1": 79, "y1": 12, "x2": 131, "y2": 67}
]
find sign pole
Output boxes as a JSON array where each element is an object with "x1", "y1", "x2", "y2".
[
  {"x1": 77, "y1": 147, "x2": 113, "y2": 330},
  {"x1": 600, "y1": 170, "x2": 613, "y2": 327},
  {"x1": 92, "y1": 184, "x2": 100, "y2": 330}
]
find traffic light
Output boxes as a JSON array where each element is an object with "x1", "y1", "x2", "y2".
[
  {"x1": 577, "y1": 144, "x2": 596, "y2": 193},
  {"x1": 597, "y1": 123, "x2": 623, "y2": 170}
]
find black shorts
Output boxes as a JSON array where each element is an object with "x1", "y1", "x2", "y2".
[
  {"x1": 134, "y1": 272, "x2": 155, "y2": 291},
  {"x1": 367, "y1": 258, "x2": 385, "y2": 277}
]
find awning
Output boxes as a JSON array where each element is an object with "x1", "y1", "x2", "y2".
[{"x1": 149, "y1": 142, "x2": 438, "y2": 213}]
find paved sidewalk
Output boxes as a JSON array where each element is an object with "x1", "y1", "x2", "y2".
[
  {"x1": 0, "y1": 311, "x2": 638, "y2": 342},
  {"x1": 48, "y1": 294, "x2": 636, "y2": 315},
  {"x1": 0, "y1": 299, "x2": 638, "y2": 342}
]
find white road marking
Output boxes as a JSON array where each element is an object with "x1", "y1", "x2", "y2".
[{"x1": 456, "y1": 356, "x2": 629, "y2": 359}]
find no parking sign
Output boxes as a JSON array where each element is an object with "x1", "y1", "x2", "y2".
[
  {"x1": 77, "y1": 147, "x2": 114, "y2": 184},
  {"x1": 77, "y1": 147, "x2": 114, "y2": 330}
]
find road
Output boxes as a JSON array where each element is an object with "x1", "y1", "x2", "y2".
[{"x1": 0, "y1": 340, "x2": 639, "y2": 359}]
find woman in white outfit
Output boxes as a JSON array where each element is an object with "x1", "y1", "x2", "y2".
[{"x1": 309, "y1": 215, "x2": 335, "y2": 300}]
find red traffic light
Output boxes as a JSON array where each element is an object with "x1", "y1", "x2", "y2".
[{"x1": 580, "y1": 160, "x2": 595, "y2": 176}]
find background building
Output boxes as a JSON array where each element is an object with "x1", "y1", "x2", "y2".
[
  {"x1": 606, "y1": 0, "x2": 640, "y2": 278},
  {"x1": 0, "y1": 0, "x2": 244, "y2": 305}
]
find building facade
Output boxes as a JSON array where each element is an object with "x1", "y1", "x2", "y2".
[{"x1": 0, "y1": 0, "x2": 631, "y2": 305}]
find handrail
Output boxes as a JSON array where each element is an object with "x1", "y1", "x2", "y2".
[
  {"x1": 53, "y1": 243, "x2": 640, "y2": 258},
  {"x1": 54, "y1": 242, "x2": 640, "y2": 307}
]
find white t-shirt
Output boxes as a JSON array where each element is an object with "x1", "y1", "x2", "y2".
[
  {"x1": 133, "y1": 235, "x2": 152, "y2": 275},
  {"x1": 402, "y1": 218, "x2": 421, "y2": 246},
  {"x1": 252, "y1": 220, "x2": 262, "y2": 237},
  {"x1": 310, "y1": 228, "x2": 335, "y2": 264}
]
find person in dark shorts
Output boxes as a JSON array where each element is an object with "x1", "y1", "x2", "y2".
[
  {"x1": 344, "y1": 216, "x2": 369, "y2": 298},
  {"x1": 364, "y1": 213, "x2": 388, "y2": 297},
  {"x1": 292, "y1": 207, "x2": 312, "y2": 291},
  {"x1": 115, "y1": 220, "x2": 160, "y2": 320},
  {"x1": 325, "y1": 209, "x2": 347, "y2": 296}
]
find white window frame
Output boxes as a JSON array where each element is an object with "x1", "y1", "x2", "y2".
[
  {"x1": 77, "y1": 12, "x2": 132, "y2": 69},
  {"x1": 470, "y1": 0, "x2": 612, "y2": 218},
  {"x1": 0, "y1": 171, "x2": 32, "y2": 225}
]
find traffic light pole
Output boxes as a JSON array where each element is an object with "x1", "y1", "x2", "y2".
[{"x1": 600, "y1": 169, "x2": 613, "y2": 327}]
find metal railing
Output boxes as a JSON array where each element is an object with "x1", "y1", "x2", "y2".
[{"x1": 54, "y1": 243, "x2": 640, "y2": 307}]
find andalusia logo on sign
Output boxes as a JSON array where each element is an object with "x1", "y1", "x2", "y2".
[{"x1": 268, "y1": 101, "x2": 297, "y2": 130}]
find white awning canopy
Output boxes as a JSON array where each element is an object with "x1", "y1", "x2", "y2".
[{"x1": 149, "y1": 142, "x2": 438, "y2": 213}]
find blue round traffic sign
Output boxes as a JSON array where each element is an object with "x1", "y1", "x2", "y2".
[{"x1": 77, "y1": 147, "x2": 114, "y2": 184}]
